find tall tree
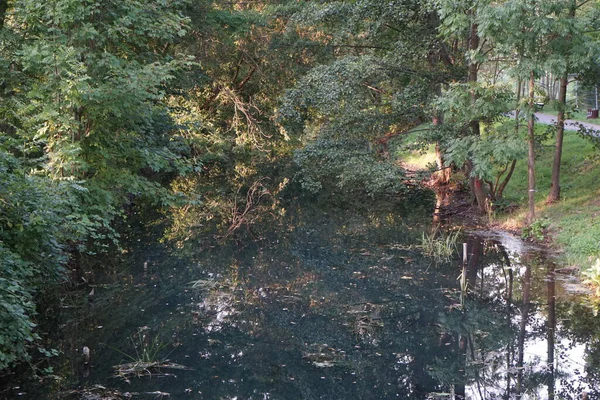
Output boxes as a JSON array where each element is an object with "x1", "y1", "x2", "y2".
[
  {"x1": 0, "y1": 0, "x2": 192, "y2": 368},
  {"x1": 435, "y1": 0, "x2": 519, "y2": 213},
  {"x1": 13, "y1": 0, "x2": 190, "y2": 222},
  {"x1": 546, "y1": 0, "x2": 599, "y2": 203}
]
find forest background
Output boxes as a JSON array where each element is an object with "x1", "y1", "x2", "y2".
[{"x1": 1, "y1": 0, "x2": 600, "y2": 372}]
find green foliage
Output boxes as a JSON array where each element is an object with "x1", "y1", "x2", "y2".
[
  {"x1": 11, "y1": 0, "x2": 193, "y2": 205},
  {"x1": 0, "y1": 151, "x2": 90, "y2": 369},
  {"x1": 276, "y1": 0, "x2": 459, "y2": 198},
  {"x1": 445, "y1": 128, "x2": 526, "y2": 182},
  {"x1": 294, "y1": 138, "x2": 406, "y2": 198},
  {"x1": 0, "y1": 0, "x2": 194, "y2": 370},
  {"x1": 521, "y1": 218, "x2": 550, "y2": 241}
]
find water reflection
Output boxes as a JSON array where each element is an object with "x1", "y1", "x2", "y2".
[
  {"x1": 7, "y1": 204, "x2": 600, "y2": 399},
  {"x1": 457, "y1": 234, "x2": 592, "y2": 400}
]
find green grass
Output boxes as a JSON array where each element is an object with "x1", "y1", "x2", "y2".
[{"x1": 501, "y1": 127, "x2": 600, "y2": 268}]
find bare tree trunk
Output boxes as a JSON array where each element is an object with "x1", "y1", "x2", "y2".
[
  {"x1": 547, "y1": 1, "x2": 576, "y2": 203},
  {"x1": 496, "y1": 77, "x2": 523, "y2": 201},
  {"x1": 547, "y1": 73, "x2": 568, "y2": 203},
  {"x1": 527, "y1": 71, "x2": 536, "y2": 224},
  {"x1": 497, "y1": 160, "x2": 517, "y2": 199}
]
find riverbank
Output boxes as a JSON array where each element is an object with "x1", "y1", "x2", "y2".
[
  {"x1": 496, "y1": 126, "x2": 600, "y2": 271},
  {"x1": 404, "y1": 121, "x2": 600, "y2": 272}
]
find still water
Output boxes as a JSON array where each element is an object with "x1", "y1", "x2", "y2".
[{"x1": 7, "y1": 199, "x2": 600, "y2": 399}]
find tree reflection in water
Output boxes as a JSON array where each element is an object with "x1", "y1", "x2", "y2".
[
  {"x1": 10, "y1": 203, "x2": 600, "y2": 399},
  {"x1": 439, "y1": 234, "x2": 593, "y2": 400}
]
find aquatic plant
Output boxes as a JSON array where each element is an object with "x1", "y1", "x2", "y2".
[
  {"x1": 420, "y1": 227, "x2": 460, "y2": 264},
  {"x1": 111, "y1": 329, "x2": 188, "y2": 382}
]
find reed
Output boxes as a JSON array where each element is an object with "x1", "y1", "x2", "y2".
[{"x1": 421, "y1": 227, "x2": 460, "y2": 264}]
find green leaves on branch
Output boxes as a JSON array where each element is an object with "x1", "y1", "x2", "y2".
[
  {"x1": 0, "y1": 151, "x2": 93, "y2": 369},
  {"x1": 294, "y1": 138, "x2": 406, "y2": 198},
  {"x1": 435, "y1": 82, "x2": 514, "y2": 129}
]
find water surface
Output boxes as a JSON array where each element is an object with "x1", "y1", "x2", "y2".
[{"x1": 7, "y1": 199, "x2": 600, "y2": 399}]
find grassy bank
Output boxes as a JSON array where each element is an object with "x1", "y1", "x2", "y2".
[
  {"x1": 541, "y1": 109, "x2": 598, "y2": 123},
  {"x1": 398, "y1": 124, "x2": 600, "y2": 271},
  {"x1": 497, "y1": 129, "x2": 600, "y2": 270},
  {"x1": 396, "y1": 124, "x2": 600, "y2": 270}
]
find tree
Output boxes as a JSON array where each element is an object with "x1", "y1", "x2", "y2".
[
  {"x1": 277, "y1": 0, "x2": 460, "y2": 199},
  {"x1": 546, "y1": 0, "x2": 600, "y2": 203},
  {"x1": 434, "y1": 0, "x2": 520, "y2": 212},
  {"x1": 0, "y1": 0, "x2": 192, "y2": 368},
  {"x1": 13, "y1": 0, "x2": 191, "y2": 223},
  {"x1": 0, "y1": 151, "x2": 89, "y2": 369}
]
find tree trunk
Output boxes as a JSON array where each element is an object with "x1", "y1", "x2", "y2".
[
  {"x1": 432, "y1": 78, "x2": 451, "y2": 185},
  {"x1": 472, "y1": 173, "x2": 488, "y2": 213},
  {"x1": 547, "y1": 73, "x2": 568, "y2": 203},
  {"x1": 496, "y1": 77, "x2": 523, "y2": 201},
  {"x1": 527, "y1": 71, "x2": 536, "y2": 224},
  {"x1": 496, "y1": 159, "x2": 517, "y2": 199},
  {"x1": 434, "y1": 141, "x2": 451, "y2": 185},
  {"x1": 468, "y1": 21, "x2": 488, "y2": 213}
]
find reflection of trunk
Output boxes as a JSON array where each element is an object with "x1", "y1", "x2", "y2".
[
  {"x1": 517, "y1": 264, "x2": 532, "y2": 399},
  {"x1": 454, "y1": 237, "x2": 482, "y2": 399},
  {"x1": 547, "y1": 263, "x2": 556, "y2": 400},
  {"x1": 506, "y1": 263, "x2": 514, "y2": 398},
  {"x1": 455, "y1": 334, "x2": 467, "y2": 400},
  {"x1": 467, "y1": 237, "x2": 482, "y2": 291},
  {"x1": 500, "y1": 246, "x2": 514, "y2": 397},
  {"x1": 527, "y1": 71, "x2": 536, "y2": 224}
]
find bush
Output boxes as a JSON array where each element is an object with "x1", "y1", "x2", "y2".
[{"x1": 0, "y1": 151, "x2": 85, "y2": 369}]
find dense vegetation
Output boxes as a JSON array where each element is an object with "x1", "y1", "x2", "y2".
[{"x1": 1, "y1": 0, "x2": 600, "y2": 372}]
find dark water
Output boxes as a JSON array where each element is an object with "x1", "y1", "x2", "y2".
[{"x1": 5, "y1": 199, "x2": 600, "y2": 399}]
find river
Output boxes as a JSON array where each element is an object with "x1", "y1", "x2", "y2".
[{"x1": 3, "y1": 195, "x2": 599, "y2": 399}]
